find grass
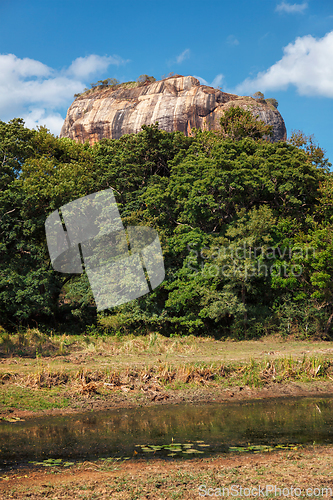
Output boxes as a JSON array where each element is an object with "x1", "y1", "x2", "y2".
[
  {"x1": 0, "y1": 445, "x2": 332, "y2": 499},
  {"x1": 1, "y1": 327, "x2": 333, "y2": 361},
  {"x1": 1, "y1": 354, "x2": 332, "y2": 389},
  {"x1": 0, "y1": 385, "x2": 70, "y2": 411},
  {"x1": 0, "y1": 328, "x2": 332, "y2": 412}
]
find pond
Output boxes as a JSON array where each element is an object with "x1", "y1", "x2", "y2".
[{"x1": 1, "y1": 396, "x2": 332, "y2": 470}]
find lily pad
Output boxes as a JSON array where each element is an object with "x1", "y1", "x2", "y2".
[
  {"x1": 229, "y1": 443, "x2": 300, "y2": 454},
  {"x1": 137, "y1": 441, "x2": 211, "y2": 456}
]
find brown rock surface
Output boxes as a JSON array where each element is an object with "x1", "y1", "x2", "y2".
[{"x1": 60, "y1": 75, "x2": 287, "y2": 144}]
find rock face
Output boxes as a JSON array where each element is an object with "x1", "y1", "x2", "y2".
[{"x1": 60, "y1": 75, "x2": 287, "y2": 144}]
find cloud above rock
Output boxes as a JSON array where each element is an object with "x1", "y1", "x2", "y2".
[
  {"x1": 0, "y1": 53, "x2": 127, "y2": 134},
  {"x1": 234, "y1": 31, "x2": 333, "y2": 98},
  {"x1": 193, "y1": 74, "x2": 224, "y2": 88},
  {"x1": 175, "y1": 49, "x2": 191, "y2": 64}
]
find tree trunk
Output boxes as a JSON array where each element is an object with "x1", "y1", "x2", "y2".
[
  {"x1": 242, "y1": 285, "x2": 248, "y2": 335},
  {"x1": 324, "y1": 312, "x2": 333, "y2": 339}
]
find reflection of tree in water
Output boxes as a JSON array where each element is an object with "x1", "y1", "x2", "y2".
[{"x1": 1, "y1": 398, "x2": 333, "y2": 466}]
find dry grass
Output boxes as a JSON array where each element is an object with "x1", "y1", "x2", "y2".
[
  {"x1": 0, "y1": 328, "x2": 60, "y2": 357},
  {"x1": 1, "y1": 445, "x2": 333, "y2": 500},
  {"x1": 2, "y1": 354, "x2": 332, "y2": 395},
  {"x1": 80, "y1": 332, "x2": 206, "y2": 357},
  {"x1": 1, "y1": 327, "x2": 332, "y2": 363},
  {"x1": 24, "y1": 370, "x2": 69, "y2": 389},
  {"x1": 0, "y1": 328, "x2": 332, "y2": 411}
]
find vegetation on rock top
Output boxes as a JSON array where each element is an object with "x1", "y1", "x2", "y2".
[{"x1": 74, "y1": 74, "x2": 157, "y2": 99}]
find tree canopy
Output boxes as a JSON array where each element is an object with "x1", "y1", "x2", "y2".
[{"x1": 0, "y1": 110, "x2": 332, "y2": 339}]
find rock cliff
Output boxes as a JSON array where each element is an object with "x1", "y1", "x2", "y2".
[{"x1": 60, "y1": 75, "x2": 287, "y2": 144}]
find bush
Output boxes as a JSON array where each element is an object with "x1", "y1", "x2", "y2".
[
  {"x1": 266, "y1": 98, "x2": 279, "y2": 109},
  {"x1": 137, "y1": 74, "x2": 156, "y2": 84},
  {"x1": 253, "y1": 91, "x2": 265, "y2": 100}
]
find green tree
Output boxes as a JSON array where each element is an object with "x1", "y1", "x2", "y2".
[
  {"x1": 219, "y1": 106, "x2": 273, "y2": 141},
  {"x1": 253, "y1": 91, "x2": 265, "y2": 100},
  {"x1": 0, "y1": 123, "x2": 98, "y2": 327},
  {"x1": 288, "y1": 130, "x2": 332, "y2": 170},
  {"x1": 137, "y1": 74, "x2": 156, "y2": 84},
  {"x1": 266, "y1": 98, "x2": 279, "y2": 109},
  {"x1": 0, "y1": 113, "x2": 332, "y2": 339},
  {"x1": 0, "y1": 118, "x2": 35, "y2": 190},
  {"x1": 270, "y1": 219, "x2": 333, "y2": 339}
]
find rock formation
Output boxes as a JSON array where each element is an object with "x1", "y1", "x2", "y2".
[{"x1": 60, "y1": 75, "x2": 287, "y2": 144}]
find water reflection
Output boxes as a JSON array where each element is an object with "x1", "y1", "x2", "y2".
[{"x1": 0, "y1": 396, "x2": 332, "y2": 468}]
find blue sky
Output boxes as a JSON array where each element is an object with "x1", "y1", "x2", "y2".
[{"x1": 0, "y1": 0, "x2": 332, "y2": 164}]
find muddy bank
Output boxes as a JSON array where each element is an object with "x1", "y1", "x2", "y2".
[{"x1": 1, "y1": 379, "x2": 333, "y2": 421}]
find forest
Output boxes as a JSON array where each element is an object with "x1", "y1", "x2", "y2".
[{"x1": 0, "y1": 108, "x2": 332, "y2": 340}]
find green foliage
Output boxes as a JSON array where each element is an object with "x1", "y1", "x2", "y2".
[
  {"x1": 266, "y1": 98, "x2": 279, "y2": 109},
  {"x1": 0, "y1": 113, "x2": 332, "y2": 339},
  {"x1": 272, "y1": 219, "x2": 333, "y2": 338},
  {"x1": 219, "y1": 106, "x2": 273, "y2": 141},
  {"x1": 137, "y1": 74, "x2": 156, "y2": 84},
  {"x1": 288, "y1": 130, "x2": 331, "y2": 170},
  {"x1": 74, "y1": 75, "x2": 156, "y2": 99},
  {"x1": 0, "y1": 118, "x2": 35, "y2": 189},
  {"x1": 90, "y1": 78, "x2": 120, "y2": 88},
  {"x1": 253, "y1": 91, "x2": 265, "y2": 100},
  {"x1": 74, "y1": 78, "x2": 120, "y2": 97}
]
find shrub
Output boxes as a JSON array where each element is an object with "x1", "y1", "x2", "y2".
[
  {"x1": 137, "y1": 74, "x2": 156, "y2": 84},
  {"x1": 266, "y1": 98, "x2": 279, "y2": 108}
]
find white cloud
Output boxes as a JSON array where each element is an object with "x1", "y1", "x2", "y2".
[
  {"x1": 276, "y1": 2, "x2": 308, "y2": 13},
  {"x1": 175, "y1": 49, "x2": 190, "y2": 64},
  {"x1": 211, "y1": 74, "x2": 224, "y2": 88},
  {"x1": 0, "y1": 53, "x2": 127, "y2": 135},
  {"x1": 194, "y1": 75, "x2": 209, "y2": 85},
  {"x1": 226, "y1": 35, "x2": 239, "y2": 46},
  {"x1": 0, "y1": 54, "x2": 51, "y2": 80},
  {"x1": 67, "y1": 54, "x2": 126, "y2": 79},
  {"x1": 234, "y1": 31, "x2": 333, "y2": 98},
  {"x1": 194, "y1": 74, "x2": 224, "y2": 89},
  {"x1": 22, "y1": 108, "x2": 65, "y2": 134}
]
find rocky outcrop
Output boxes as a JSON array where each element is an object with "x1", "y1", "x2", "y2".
[{"x1": 60, "y1": 75, "x2": 287, "y2": 144}]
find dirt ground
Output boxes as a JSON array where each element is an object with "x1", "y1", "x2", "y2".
[{"x1": 1, "y1": 445, "x2": 333, "y2": 499}]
